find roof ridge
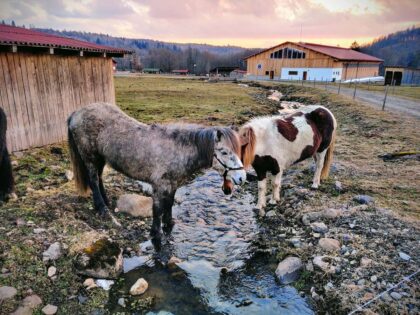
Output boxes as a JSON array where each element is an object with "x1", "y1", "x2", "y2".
[{"x1": 299, "y1": 42, "x2": 350, "y2": 50}]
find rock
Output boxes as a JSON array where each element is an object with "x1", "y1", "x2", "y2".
[
  {"x1": 306, "y1": 261, "x2": 314, "y2": 272},
  {"x1": 118, "y1": 297, "x2": 126, "y2": 307},
  {"x1": 381, "y1": 292, "x2": 393, "y2": 302},
  {"x1": 47, "y1": 266, "x2": 57, "y2": 277},
  {"x1": 167, "y1": 256, "x2": 182, "y2": 269},
  {"x1": 310, "y1": 222, "x2": 328, "y2": 233},
  {"x1": 16, "y1": 218, "x2": 26, "y2": 226},
  {"x1": 334, "y1": 181, "x2": 343, "y2": 192},
  {"x1": 323, "y1": 208, "x2": 341, "y2": 219},
  {"x1": 11, "y1": 160, "x2": 18, "y2": 167},
  {"x1": 0, "y1": 285, "x2": 17, "y2": 300},
  {"x1": 275, "y1": 256, "x2": 303, "y2": 284},
  {"x1": 42, "y1": 304, "x2": 58, "y2": 315},
  {"x1": 74, "y1": 238, "x2": 123, "y2": 279},
  {"x1": 42, "y1": 242, "x2": 62, "y2": 262},
  {"x1": 129, "y1": 278, "x2": 148, "y2": 296},
  {"x1": 96, "y1": 279, "x2": 114, "y2": 290},
  {"x1": 10, "y1": 306, "x2": 33, "y2": 315},
  {"x1": 390, "y1": 292, "x2": 402, "y2": 300},
  {"x1": 83, "y1": 278, "x2": 97, "y2": 290},
  {"x1": 357, "y1": 279, "x2": 366, "y2": 285},
  {"x1": 398, "y1": 252, "x2": 411, "y2": 261},
  {"x1": 265, "y1": 210, "x2": 276, "y2": 217},
  {"x1": 318, "y1": 238, "x2": 340, "y2": 251},
  {"x1": 65, "y1": 170, "x2": 74, "y2": 181},
  {"x1": 313, "y1": 256, "x2": 330, "y2": 272},
  {"x1": 370, "y1": 275, "x2": 378, "y2": 282},
  {"x1": 117, "y1": 194, "x2": 153, "y2": 218},
  {"x1": 289, "y1": 238, "x2": 302, "y2": 248},
  {"x1": 22, "y1": 294, "x2": 43, "y2": 308},
  {"x1": 353, "y1": 195, "x2": 374, "y2": 205}
]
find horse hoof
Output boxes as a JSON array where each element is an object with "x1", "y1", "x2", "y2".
[
  {"x1": 311, "y1": 184, "x2": 319, "y2": 190},
  {"x1": 151, "y1": 236, "x2": 162, "y2": 252}
]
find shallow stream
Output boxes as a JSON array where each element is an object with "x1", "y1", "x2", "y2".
[{"x1": 109, "y1": 170, "x2": 313, "y2": 314}]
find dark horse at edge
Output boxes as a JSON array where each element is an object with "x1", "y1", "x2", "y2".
[
  {"x1": 67, "y1": 103, "x2": 246, "y2": 249},
  {"x1": 0, "y1": 107, "x2": 14, "y2": 202}
]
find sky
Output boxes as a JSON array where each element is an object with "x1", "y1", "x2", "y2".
[{"x1": 1, "y1": 0, "x2": 419, "y2": 48}]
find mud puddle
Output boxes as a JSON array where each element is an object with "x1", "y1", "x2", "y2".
[{"x1": 109, "y1": 170, "x2": 313, "y2": 314}]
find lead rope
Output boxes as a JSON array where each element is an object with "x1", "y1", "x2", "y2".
[{"x1": 348, "y1": 269, "x2": 419, "y2": 315}]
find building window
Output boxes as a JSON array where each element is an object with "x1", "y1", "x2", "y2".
[
  {"x1": 270, "y1": 53, "x2": 273, "y2": 58},
  {"x1": 288, "y1": 71, "x2": 298, "y2": 75},
  {"x1": 265, "y1": 71, "x2": 269, "y2": 75}
]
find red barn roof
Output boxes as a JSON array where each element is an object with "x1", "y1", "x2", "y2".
[
  {"x1": 244, "y1": 41, "x2": 382, "y2": 62},
  {"x1": 0, "y1": 24, "x2": 131, "y2": 55}
]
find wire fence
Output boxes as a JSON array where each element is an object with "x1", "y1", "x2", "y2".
[{"x1": 275, "y1": 78, "x2": 420, "y2": 111}]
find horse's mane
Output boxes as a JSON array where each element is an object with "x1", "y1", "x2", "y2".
[{"x1": 156, "y1": 124, "x2": 240, "y2": 166}]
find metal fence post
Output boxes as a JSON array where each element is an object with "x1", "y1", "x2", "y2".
[
  {"x1": 338, "y1": 80, "x2": 341, "y2": 94},
  {"x1": 382, "y1": 84, "x2": 389, "y2": 110},
  {"x1": 353, "y1": 81, "x2": 357, "y2": 99}
]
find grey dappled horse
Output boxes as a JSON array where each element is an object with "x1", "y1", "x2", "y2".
[{"x1": 67, "y1": 103, "x2": 246, "y2": 248}]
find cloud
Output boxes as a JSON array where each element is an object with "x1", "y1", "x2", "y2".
[{"x1": 0, "y1": 0, "x2": 418, "y2": 47}]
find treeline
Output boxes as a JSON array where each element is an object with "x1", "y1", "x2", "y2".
[
  {"x1": 360, "y1": 26, "x2": 420, "y2": 68},
  {"x1": 34, "y1": 28, "x2": 259, "y2": 74}
]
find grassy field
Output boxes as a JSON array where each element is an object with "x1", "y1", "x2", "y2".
[
  {"x1": 0, "y1": 76, "x2": 418, "y2": 314},
  {"x1": 115, "y1": 76, "x2": 273, "y2": 125}
]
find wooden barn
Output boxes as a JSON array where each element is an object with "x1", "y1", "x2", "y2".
[
  {"x1": 244, "y1": 42, "x2": 382, "y2": 82},
  {"x1": 0, "y1": 25, "x2": 130, "y2": 152}
]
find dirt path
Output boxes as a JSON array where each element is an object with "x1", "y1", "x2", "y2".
[{"x1": 319, "y1": 84, "x2": 420, "y2": 118}]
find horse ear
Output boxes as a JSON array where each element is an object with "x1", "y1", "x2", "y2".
[{"x1": 216, "y1": 130, "x2": 223, "y2": 142}]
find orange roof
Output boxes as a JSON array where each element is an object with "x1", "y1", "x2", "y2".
[
  {"x1": 244, "y1": 41, "x2": 382, "y2": 62},
  {"x1": 0, "y1": 24, "x2": 131, "y2": 55}
]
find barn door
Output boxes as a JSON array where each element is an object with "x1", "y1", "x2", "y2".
[
  {"x1": 303, "y1": 71, "x2": 307, "y2": 80},
  {"x1": 269, "y1": 71, "x2": 274, "y2": 80}
]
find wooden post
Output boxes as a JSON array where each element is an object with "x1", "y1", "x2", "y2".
[
  {"x1": 382, "y1": 84, "x2": 389, "y2": 111},
  {"x1": 338, "y1": 80, "x2": 341, "y2": 94},
  {"x1": 313, "y1": 78, "x2": 315, "y2": 87},
  {"x1": 325, "y1": 79, "x2": 328, "y2": 90}
]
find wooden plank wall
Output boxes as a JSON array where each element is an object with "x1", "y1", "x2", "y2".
[{"x1": 0, "y1": 52, "x2": 115, "y2": 152}]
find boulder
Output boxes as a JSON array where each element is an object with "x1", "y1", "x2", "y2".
[
  {"x1": 318, "y1": 238, "x2": 340, "y2": 252},
  {"x1": 129, "y1": 278, "x2": 149, "y2": 296},
  {"x1": 74, "y1": 238, "x2": 123, "y2": 279},
  {"x1": 275, "y1": 256, "x2": 303, "y2": 284},
  {"x1": 117, "y1": 194, "x2": 153, "y2": 218},
  {"x1": 42, "y1": 304, "x2": 57, "y2": 315},
  {"x1": 22, "y1": 294, "x2": 43, "y2": 308},
  {"x1": 0, "y1": 285, "x2": 17, "y2": 301},
  {"x1": 42, "y1": 242, "x2": 62, "y2": 262}
]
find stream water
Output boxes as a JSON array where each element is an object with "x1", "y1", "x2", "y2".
[{"x1": 109, "y1": 170, "x2": 313, "y2": 314}]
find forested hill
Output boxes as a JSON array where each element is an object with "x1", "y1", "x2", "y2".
[
  {"x1": 360, "y1": 26, "x2": 420, "y2": 68},
  {"x1": 34, "y1": 28, "x2": 259, "y2": 73}
]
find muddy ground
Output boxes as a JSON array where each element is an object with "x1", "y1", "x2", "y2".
[{"x1": 0, "y1": 81, "x2": 419, "y2": 314}]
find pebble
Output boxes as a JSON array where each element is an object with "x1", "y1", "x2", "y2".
[
  {"x1": 22, "y1": 294, "x2": 43, "y2": 308},
  {"x1": 96, "y1": 279, "x2": 114, "y2": 291},
  {"x1": 370, "y1": 275, "x2": 378, "y2": 282},
  {"x1": 318, "y1": 238, "x2": 340, "y2": 252},
  {"x1": 0, "y1": 285, "x2": 17, "y2": 300},
  {"x1": 334, "y1": 181, "x2": 343, "y2": 191},
  {"x1": 360, "y1": 257, "x2": 372, "y2": 267},
  {"x1": 357, "y1": 279, "x2": 365, "y2": 285},
  {"x1": 129, "y1": 278, "x2": 148, "y2": 296},
  {"x1": 390, "y1": 292, "x2": 402, "y2": 300},
  {"x1": 118, "y1": 297, "x2": 126, "y2": 307},
  {"x1": 353, "y1": 194, "x2": 375, "y2": 205},
  {"x1": 42, "y1": 242, "x2": 62, "y2": 262},
  {"x1": 167, "y1": 256, "x2": 182, "y2": 269},
  {"x1": 275, "y1": 256, "x2": 303, "y2": 284},
  {"x1": 381, "y1": 292, "x2": 393, "y2": 302},
  {"x1": 398, "y1": 252, "x2": 411, "y2": 261},
  {"x1": 265, "y1": 210, "x2": 276, "y2": 217},
  {"x1": 42, "y1": 304, "x2": 58, "y2": 315},
  {"x1": 83, "y1": 278, "x2": 97, "y2": 290},
  {"x1": 310, "y1": 222, "x2": 328, "y2": 233},
  {"x1": 65, "y1": 170, "x2": 74, "y2": 181},
  {"x1": 33, "y1": 228, "x2": 46, "y2": 234},
  {"x1": 48, "y1": 266, "x2": 57, "y2": 277}
]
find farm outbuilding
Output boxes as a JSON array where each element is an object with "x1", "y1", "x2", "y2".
[
  {"x1": 209, "y1": 66, "x2": 239, "y2": 77},
  {"x1": 0, "y1": 25, "x2": 130, "y2": 152},
  {"x1": 244, "y1": 42, "x2": 382, "y2": 82},
  {"x1": 384, "y1": 66, "x2": 420, "y2": 85}
]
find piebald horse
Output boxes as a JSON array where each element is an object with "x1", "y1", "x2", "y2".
[
  {"x1": 68, "y1": 103, "x2": 246, "y2": 248},
  {"x1": 239, "y1": 105, "x2": 337, "y2": 216}
]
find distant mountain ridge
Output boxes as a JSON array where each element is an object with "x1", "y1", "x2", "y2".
[
  {"x1": 360, "y1": 26, "x2": 420, "y2": 68},
  {"x1": 34, "y1": 28, "x2": 249, "y2": 55}
]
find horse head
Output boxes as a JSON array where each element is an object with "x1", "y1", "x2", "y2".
[{"x1": 213, "y1": 128, "x2": 246, "y2": 195}]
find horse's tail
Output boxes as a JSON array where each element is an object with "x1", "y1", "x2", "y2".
[
  {"x1": 0, "y1": 108, "x2": 14, "y2": 197},
  {"x1": 67, "y1": 117, "x2": 90, "y2": 195},
  {"x1": 321, "y1": 127, "x2": 336, "y2": 180}
]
